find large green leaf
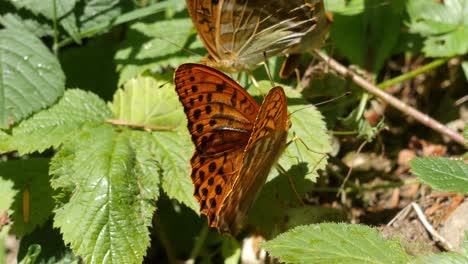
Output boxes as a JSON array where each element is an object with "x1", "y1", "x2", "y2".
[
  {"x1": 410, "y1": 157, "x2": 468, "y2": 194},
  {"x1": 0, "y1": 159, "x2": 54, "y2": 236},
  {"x1": 115, "y1": 18, "x2": 204, "y2": 85},
  {"x1": 262, "y1": 223, "x2": 411, "y2": 264},
  {"x1": 0, "y1": 29, "x2": 65, "y2": 128},
  {"x1": 407, "y1": 0, "x2": 468, "y2": 57},
  {"x1": 8, "y1": 89, "x2": 113, "y2": 154},
  {"x1": 51, "y1": 125, "x2": 158, "y2": 263},
  {"x1": 108, "y1": 76, "x2": 197, "y2": 211}
]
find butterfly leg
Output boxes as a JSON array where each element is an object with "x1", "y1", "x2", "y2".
[
  {"x1": 248, "y1": 72, "x2": 259, "y2": 87},
  {"x1": 275, "y1": 163, "x2": 305, "y2": 206}
]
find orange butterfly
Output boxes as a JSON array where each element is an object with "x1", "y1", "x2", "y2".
[
  {"x1": 186, "y1": 0, "x2": 330, "y2": 74},
  {"x1": 174, "y1": 63, "x2": 290, "y2": 234}
]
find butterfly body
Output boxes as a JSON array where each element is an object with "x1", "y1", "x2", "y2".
[
  {"x1": 174, "y1": 63, "x2": 290, "y2": 234},
  {"x1": 187, "y1": 0, "x2": 329, "y2": 73}
]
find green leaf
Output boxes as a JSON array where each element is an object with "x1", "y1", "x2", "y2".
[
  {"x1": 0, "y1": 130, "x2": 15, "y2": 153},
  {"x1": 128, "y1": 131, "x2": 161, "y2": 210},
  {"x1": 410, "y1": 253, "x2": 468, "y2": 264},
  {"x1": 0, "y1": 29, "x2": 65, "y2": 128},
  {"x1": 0, "y1": 13, "x2": 54, "y2": 38},
  {"x1": 0, "y1": 177, "x2": 16, "y2": 212},
  {"x1": 326, "y1": 0, "x2": 364, "y2": 15},
  {"x1": 262, "y1": 223, "x2": 411, "y2": 264},
  {"x1": 109, "y1": 76, "x2": 197, "y2": 211},
  {"x1": 462, "y1": 61, "x2": 468, "y2": 83},
  {"x1": 78, "y1": 0, "x2": 125, "y2": 32},
  {"x1": 407, "y1": 0, "x2": 468, "y2": 57},
  {"x1": 150, "y1": 130, "x2": 198, "y2": 212},
  {"x1": 222, "y1": 236, "x2": 241, "y2": 264},
  {"x1": 109, "y1": 76, "x2": 185, "y2": 128},
  {"x1": 18, "y1": 220, "x2": 79, "y2": 264},
  {"x1": 0, "y1": 159, "x2": 54, "y2": 236},
  {"x1": 410, "y1": 157, "x2": 468, "y2": 194},
  {"x1": 330, "y1": 1, "x2": 404, "y2": 73},
  {"x1": 115, "y1": 18, "x2": 204, "y2": 85},
  {"x1": 341, "y1": 105, "x2": 385, "y2": 141},
  {"x1": 8, "y1": 0, "x2": 76, "y2": 19},
  {"x1": 9, "y1": 89, "x2": 113, "y2": 154},
  {"x1": 51, "y1": 125, "x2": 158, "y2": 263},
  {"x1": 18, "y1": 244, "x2": 42, "y2": 264},
  {"x1": 7, "y1": 0, "x2": 81, "y2": 43}
]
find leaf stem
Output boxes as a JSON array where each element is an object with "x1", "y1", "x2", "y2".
[
  {"x1": 56, "y1": 1, "x2": 175, "y2": 49},
  {"x1": 377, "y1": 58, "x2": 450, "y2": 89},
  {"x1": 313, "y1": 50, "x2": 465, "y2": 145}
]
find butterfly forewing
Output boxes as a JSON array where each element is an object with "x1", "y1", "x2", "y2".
[
  {"x1": 186, "y1": 0, "x2": 221, "y2": 61},
  {"x1": 218, "y1": 87, "x2": 290, "y2": 234},
  {"x1": 174, "y1": 63, "x2": 262, "y2": 226}
]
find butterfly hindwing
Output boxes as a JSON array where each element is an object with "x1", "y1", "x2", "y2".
[{"x1": 218, "y1": 87, "x2": 290, "y2": 233}]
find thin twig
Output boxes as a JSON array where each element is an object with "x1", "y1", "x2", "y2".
[
  {"x1": 105, "y1": 119, "x2": 175, "y2": 131},
  {"x1": 312, "y1": 50, "x2": 465, "y2": 145},
  {"x1": 387, "y1": 203, "x2": 412, "y2": 227},
  {"x1": 411, "y1": 202, "x2": 454, "y2": 251},
  {"x1": 337, "y1": 140, "x2": 367, "y2": 198}
]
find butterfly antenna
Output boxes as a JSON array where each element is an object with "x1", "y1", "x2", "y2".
[
  {"x1": 154, "y1": 32, "x2": 204, "y2": 58},
  {"x1": 262, "y1": 51, "x2": 275, "y2": 87},
  {"x1": 276, "y1": 163, "x2": 305, "y2": 206},
  {"x1": 289, "y1": 91, "x2": 351, "y2": 116}
]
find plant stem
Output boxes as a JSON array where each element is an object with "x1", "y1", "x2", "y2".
[
  {"x1": 52, "y1": 0, "x2": 59, "y2": 55},
  {"x1": 313, "y1": 50, "x2": 465, "y2": 145},
  {"x1": 56, "y1": 1, "x2": 175, "y2": 49},
  {"x1": 330, "y1": 130, "x2": 359, "y2": 136},
  {"x1": 189, "y1": 223, "x2": 209, "y2": 260},
  {"x1": 377, "y1": 57, "x2": 450, "y2": 89}
]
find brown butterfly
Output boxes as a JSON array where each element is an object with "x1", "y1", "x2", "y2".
[
  {"x1": 186, "y1": 0, "x2": 330, "y2": 74},
  {"x1": 174, "y1": 63, "x2": 290, "y2": 234}
]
